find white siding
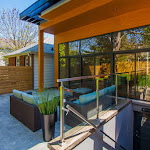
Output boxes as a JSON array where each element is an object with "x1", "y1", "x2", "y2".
[{"x1": 33, "y1": 54, "x2": 54, "y2": 89}]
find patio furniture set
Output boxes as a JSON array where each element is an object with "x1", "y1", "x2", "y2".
[{"x1": 9, "y1": 82, "x2": 116, "y2": 132}]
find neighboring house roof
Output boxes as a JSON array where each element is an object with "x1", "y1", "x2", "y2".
[{"x1": 4, "y1": 43, "x2": 54, "y2": 57}]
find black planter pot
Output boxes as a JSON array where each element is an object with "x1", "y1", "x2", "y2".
[{"x1": 41, "y1": 113, "x2": 55, "y2": 142}]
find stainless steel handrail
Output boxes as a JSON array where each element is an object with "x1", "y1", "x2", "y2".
[
  {"x1": 57, "y1": 72, "x2": 129, "y2": 83},
  {"x1": 58, "y1": 72, "x2": 129, "y2": 146},
  {"x1": 66, "y1": 104, "x2": 126, "y2": 150}
]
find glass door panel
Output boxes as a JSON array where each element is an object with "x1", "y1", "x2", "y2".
[
  {"x1": 136, "y1": 52, "x2": 149, "y2": 100},
  {"x1": 115, "y1": 54, "x2": 135, "y2": 99},
  {"x1": 95, "y1": 55, "x2": 110, "y2": 75}
]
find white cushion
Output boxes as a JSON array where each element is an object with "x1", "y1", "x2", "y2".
[{"x1": 13, "y1": 89, "x2": 24, "y2": 99}]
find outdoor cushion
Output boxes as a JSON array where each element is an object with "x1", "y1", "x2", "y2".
[
  {"x1": 78, "y1": 86, "x2": 115, "y2": 105},
  {"x1": 22, "y1": 93, "x2": 36, "y2": 104},
  {"x1": 13, "y1": 89, "x2": 24, "y2": 99},
  {"x1": 79, "y1": 91, "x2": 96, "y2": 104},
  {"x1": 104, "y1": 85, "x2": 116, "y2": 94},
  {"x1": 73, "y1": 88, "x2": 92, "y2": 94},
  {"x1": 73, "y1": 99, "x2": 79, "y2": 104},
  {"x1": 99, "y1": 89, "x2": 105, "y2": 96},
  {"x1": 108, "y1": 85, "x2": 116, "y2": 92}
]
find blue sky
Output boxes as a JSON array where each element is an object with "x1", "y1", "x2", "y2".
[
  {"x1": 0, "y1": 0, "x2": 54, "y2": 38},
  {"x1": 0, "y1": 0, "x2": 37, "y2": 12}
]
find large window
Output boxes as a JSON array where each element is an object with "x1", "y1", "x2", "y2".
[
  {"x1": 59, "y1": 25, "x2": 150, "y2": 100},
  {"x1": 112, "y1": 26, "x2": 150, "y2": 51},
  {"x1": 82, "y1": 57, "x2": 94, "y2": 76},
  {"x1": 95, "y1": 55, "x2": 110, "y2": 75}
]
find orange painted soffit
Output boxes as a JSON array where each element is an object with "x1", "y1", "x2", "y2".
[
  {"x1": 39, "y1": 0, "x2": 150, "y2": 34},
  {"x1": 39, "y1": 0, "x2": 112, "y2": 29},
  {"x1": 40, "y1": 0, "x2": 93, "y2": 20}
]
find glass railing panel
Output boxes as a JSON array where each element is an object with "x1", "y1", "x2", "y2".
[
  {"x1": 129, "y1": 71, "x2": 136, "y2": 99},
  {"x1": 117, "y1": 73, "x2": 128, "y2": 99},
  {"x1": 57, "y1": 72, "x2": 129, "y2": 144},
  {"x1": 136, "y1": 69, "x2": 147, "y2": 100},
  {"x1": 62, "y1": 78, "x2": 97, "y2": 138},
  {"x1": 98, "y1": 74, "x2": 116, "y2": 112}
]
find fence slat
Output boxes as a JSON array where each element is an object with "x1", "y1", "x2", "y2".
[{"x1": 0, "y1": 66, "x2": 33, "y2": 94}]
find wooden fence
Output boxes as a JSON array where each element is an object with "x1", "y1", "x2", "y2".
[{"x1": 0, "y1": 66, "x2": 33, "y2": 94}]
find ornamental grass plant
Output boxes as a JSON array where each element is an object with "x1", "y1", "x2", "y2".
[{"x1": 34, "y1": 90, "x2": 59, "y2": 115}]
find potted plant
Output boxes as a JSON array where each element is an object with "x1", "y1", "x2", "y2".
[{"x1": 34, "y1": 90, "x2": 59, "y2": 142}]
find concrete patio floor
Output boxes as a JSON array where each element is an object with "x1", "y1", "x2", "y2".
[{"x1": 0, "y1": 93, "x2": 70, "y2": 150}]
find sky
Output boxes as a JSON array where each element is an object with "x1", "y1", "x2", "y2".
[
  {"x1": 0, "y1": 0, "x2": 54, "y2": 38},
  {"x1": 0, "y1": 0, "x2": 37, "y2": 12}
]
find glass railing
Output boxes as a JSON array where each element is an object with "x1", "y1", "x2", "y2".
[
  {"x1": 129, "y1": 69, "x2": 148, "y2": 100},
  {"x1": 57, "y1": 72, "x2": 129, "y2": 145}
]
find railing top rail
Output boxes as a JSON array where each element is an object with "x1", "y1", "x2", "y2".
[{"x1": 57, "y1": 72, "x2": 129, "y2": 83}]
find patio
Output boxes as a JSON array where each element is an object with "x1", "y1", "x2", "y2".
[{"x1": 0, "y1": 92, "x2": 70, "y2": 150}]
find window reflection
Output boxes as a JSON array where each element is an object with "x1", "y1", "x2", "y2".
[
  {"x1": 95, "y1": 55, "x2": 110, "y2": 75},
  {"x1": 113, "y1": 26, "x2": 150, "y2": 51},
  {"x1": 82, "y1": 57, "x2": 94, "y2": 76}
]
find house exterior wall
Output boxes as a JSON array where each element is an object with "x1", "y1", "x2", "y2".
[
  {"x1": 33, "y1": 54, "x2": 54, "y2": 89},
  {"x1": 53, "y1": 6, "x2": 150, "y2": 86},
  {"x1": 8, "y1": 55, "x2": 30, "y2": 66},
  {"x1": 19, "y1": 56, "x2": 25, "y2": 66},
  {"x1": 9, "y1": 57, "x2": 16, "y2": 66}
]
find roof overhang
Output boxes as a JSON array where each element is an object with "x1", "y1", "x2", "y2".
[
  {"x1": 39, "y1": 0, "x2": 150, "y2": 34},
  {"x1": 20, "y1": 0, "x2": 150, "y2": 35},
  {"x1": 19, "y1": 0, "x2": 62, "y2": 25},
  {"x1": 4, "y1": 51, "x2": 54, "y2": 58}
]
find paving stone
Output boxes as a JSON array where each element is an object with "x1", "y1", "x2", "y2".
[{"x1": 0, "y1": 92, "x2": 71, "y2": 150}]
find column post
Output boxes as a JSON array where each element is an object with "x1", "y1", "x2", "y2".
[{"x1": 38, "y1": 28, "x2": 44, "y2": 91}]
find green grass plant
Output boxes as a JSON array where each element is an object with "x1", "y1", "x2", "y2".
[{"x1": 34, "y1": 90, "x2": 59, "y2": 115}]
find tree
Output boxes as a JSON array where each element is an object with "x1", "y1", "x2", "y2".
[{"x1": 0, "y1": 8, "x2": 38, "y2": 50}]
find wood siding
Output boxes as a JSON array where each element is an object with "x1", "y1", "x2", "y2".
[
  {"x1": 9, "y1": 57, "x2": 16, "y2": 66},
  {"x1": 0, "y1": 66, "x2": 33, "y2": 94},
  {"x1": 19, "y1": 56, "x2": 25, "y2": 66},
  {"x1": 34, "y1": 55, "x2": 54, "y2": 90}
]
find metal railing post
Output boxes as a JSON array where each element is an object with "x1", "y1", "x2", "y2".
[
  {"x1": 127, "y1": 73, "x2": 130, "y2": 100},
  {"x1": 60, "y1": 82, "x2": 65, "y2": 145},
  {"x1": 96, "y1": 78, "x2": 99, "y2": 119},
  {"x1": 115, "y1": 74, "x2": 118, "y2": 105}
]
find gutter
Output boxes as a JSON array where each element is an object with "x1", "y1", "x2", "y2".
[
  {"x1": 4, "y1": 51, "x2": 54, "y2": 58},
  {"x1": 4, "y1": 52, "x2": 31, "y2": 58}
]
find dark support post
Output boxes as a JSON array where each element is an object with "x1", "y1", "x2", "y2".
[
  {"x1": 111, "y1": 33, "x2": 115, "y2": 74},
  {"x1": 127, "y1": 73, "x2": 130, "y2": 99},
  {"x1": 134, "y1": 53, "x2": 136, "y2": 99}
]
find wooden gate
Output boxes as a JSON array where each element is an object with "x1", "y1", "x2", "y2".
[{"x1": 0, "y1": 66, "x2": 33, "y2": 94}]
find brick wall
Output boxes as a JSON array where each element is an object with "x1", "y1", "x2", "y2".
[{"x1": 8, "y1": 57, "x2": 16, "y2": 66}]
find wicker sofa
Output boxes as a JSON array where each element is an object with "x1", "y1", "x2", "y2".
[
  {"x1": 65, "y1": 85, "x2": 116, "y2": 127},
  {"x1": 10, "y1": 91, "x2": 41, "y2": 132}
]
